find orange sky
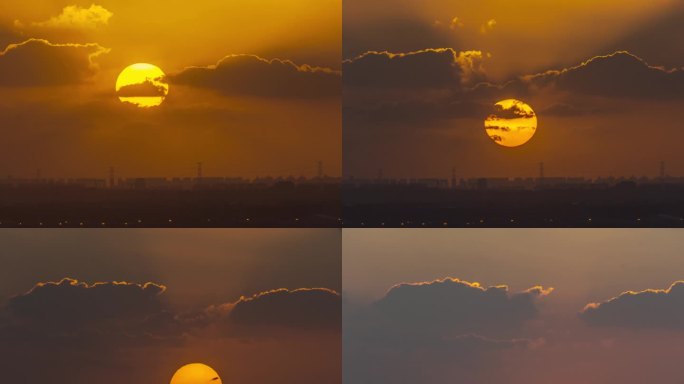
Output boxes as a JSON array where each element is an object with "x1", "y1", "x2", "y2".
[{"x1": 0, "y1": 1, "x2": 341, "y2": 178}]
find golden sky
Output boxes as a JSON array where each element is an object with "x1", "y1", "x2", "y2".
[
  {"x1": 0, "y1": 1, "x2": 341, "y2": 178},
  {"x1": 343, "y1": 0, "x2": 684, "y2": 178},
  {"x1": 345, "y1": 0, "x2": 678, "y2": 79}
]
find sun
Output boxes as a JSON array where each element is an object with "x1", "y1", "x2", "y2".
[
  {"x1": 115, "y1": 63, "x2": 169, "y2": 108},
  {"x1": 484, "y1": 99, "x2": 537, "y2": 147},
  {"x1": 170, "y1": 363, "x2": 222, "y2": 384}
]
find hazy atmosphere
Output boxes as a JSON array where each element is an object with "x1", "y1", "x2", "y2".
[
  {"x1": 0, "y1": 1, "x2": 341, "y2": 178},
  {"x1": 344, "y1": 229, "x2": 684, "y2": 383},
  {"x1": 344, "y1": 0, "x2": 684, "y2": 179},
  {"x1": 0, "y1": 229, "x2": 341, "y2": 384}
]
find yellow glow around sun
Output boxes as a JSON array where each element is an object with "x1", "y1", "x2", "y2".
[
  {"x1": 115, "y1": 63, "x2": 169, "y2": 108},
  {"x1": 170, "y1": 363, "x2": 222, "y2": 384},
  {"x1": 484, "y1": 99, "x2": 537, "y2": 147}
]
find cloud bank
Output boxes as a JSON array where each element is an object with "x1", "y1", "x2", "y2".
[
  {"x1": 0, "y1": 279, "x2": 340, "y2": 346},
  {"x1": 344, "y1": 278, "x2": 550, "y2": 384},
  {"x1": 0, "y1": 39, "x2": 109, "y2": 86},
  {"x1": 229, "y1": 288, "x2": 341, "y2": 329},
  {"x1": 372, "y1": 277, "x2": 551, "y2": 335},
  {"x1": 169, "y1": 54, "x2": 341, "y2": 98},
  {"x1": 343, "y1": 48, "x2": 488, "y2": 89},
  {"x1": 519, "y1": 51, "x2": 684, "y2": 99},
  {"x1": 116, "y1": 80, "x2": 168, "y2": 97},
  {"x1": 345, "y1": 49, "x2": 684, "y2": 101},
  {"x1": 581, "y1": 281, "x2": 684, "y2": 329}
]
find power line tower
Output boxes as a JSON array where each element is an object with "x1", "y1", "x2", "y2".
[
  {"x1": 109, "y1": 166, "x2": 115, "y2": 188},
  {"x1": 537, "y1": 161, "x2": 545, "y2": 188}
]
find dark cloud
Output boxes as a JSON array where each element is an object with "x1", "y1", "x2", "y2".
[
  {"x1": 521, "y1": 51, "x2": 684, "y2": 99},
  {"x1": 116, "y1": 80, "x2": 168, "y2": 97},
  {"x1": 580, "y1": 281, "x2": 684, "y2": 329},
  {"x1": 343, "y1": 278, "x2": 548, "y2": 384},
  {"x1": 489, "y1": 101, "x2": 535, "y2": 119},
  {"x1": 371, "y1": 278, "x2": 551, "y2": 336},
  {"x1": 228, "y1": 288, "x2": 341, "y2": 329},
  {"x1": 485, "y1": 125, "x2": 510, "y2": 132},
  {"x1": 7, "y1": 278, "x2": 166, "y2": 321},
  {"x1": 0, "y1": 278, "x2": 178, "y2": 345},
  {"x1": 345, "y1": 49, "x2": 684, "y2": 102},
  {"x1": 0, "y1": 279, "x2": 341, "y2": 348},
  {"x1": 168, "y1": 54, "x2": 340, "y2": 98},
  {"x1": 0, "y1": 38, "x2": 109, "y2": 86},
  {"x1": 460, "y1": 51, "x2": 684, "y2": 102},
  {"x1": 343, "y1": 48, "x2": 488, "y2": 89},
  {"x1": 343, "y1": 18, "x2": 458, "y2": 59}
]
